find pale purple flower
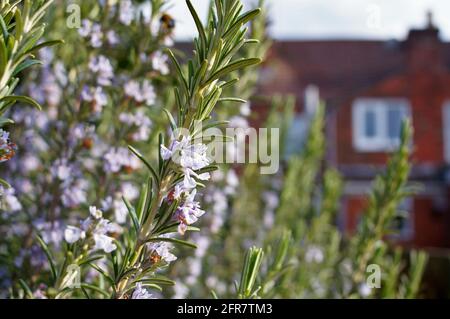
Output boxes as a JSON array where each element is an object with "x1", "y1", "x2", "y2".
[
  {"x1": 164, "y1": 136, "x2": 208, "y2": 169},
  {"x1": 88, "y1": 55, "x2": 114, "y2": 86},
  {"x1": 119, "y1": 0, "x2": 135, "y2": 25},
  {"x1": 0, "y1": 128, "x2": 9, "y2": 144},
  {"x1": 305, "y1": 245, "x2": 324, "y2": 264},
  {"x1": 113, "y1": 198, "x2": 128, "y2": 224},
  {"x1": 64, "y1": 207, "x2": 117, "y2": 253},
  {"x1": 174, "y1": 189, "x2": 205, "y2": 235},
  {"x1": 224, "y1": 169, "x2": 239, "y2": 195},
  {"x1": 0, "y1": 186, "x2": 22, "y2": 212},
  {"x1": 64, "y1": 225, "x2": 85, "y2": 244},
  {"x1": 124, "y1": 80, "x2": 156, "y2": 106},
  {"x1": 106, "y1": 30, "x2": 119, "y2": 46},
  {"x1": 93, "y1": 233, "x2": 116, "y2": 253},
  {"x1": 33, "y1": 287, "x2": 48, "y2": 299},
  {"x1": 194, "y1": 236, "x2": 210, "y2": 258},
  {"x1": 81, "y1": 86, "x2": 108, "y2": 111},
  {"x1": 151, "y1": 51, "x2": 169, "y2": 75},
  {"x1": 229, "y1": 116, "x2": 249, "y2": 129},
  {"x1": 89, "y1": 206, "x2": 103, "y2": 219},
  {"x1": 179, "y1": 142, "x2": 210, "y2": 171},
  {"x1": 124, "y1": 80, "x2": 141, "y2": 100},
  {"x1": 160, "y1": 140, "x2": 178, "y2": 160},
  {"x1": 173, "y1": 282, "x2": 189, "y2": 299},
  {"x1": 172, "y1": 183, "x2": 186, "y2": 200},
  {"x1": 101, "y1": 196, "x2": 113, "y2": 211},
  {"x1": 90, "y1": 23, "x2": 103, "y2": 48},
  {"x1": 358, "y1": 283, "x2": 372, "y2": 297},
  {"x1": 79, "y1": 20, "x2": 103, "y2": 47},
  {"x1": 161, "y1": 136, "x2": 211, "y2": 189},
  {"x1": 121, "y1": 183, "x2": 139, "y2": 201},
  {"x1": 140, "y1": 80, "x2": 156, "y2": 105},
  {"x1": 263, "y1": 191, "x2": 279, "y2": 210},
  {"x1": 79, "y1": 19, "x2": 93, "y2": 37},
  {"x1": 51, "y1": 158, "x2": 72, "y2": 181},
  {"x1": 132, "y1": 283, "x2": 154, "y2": 299},
  {"x1": 182, "y1": 168, "x2": 210, "y2": 190},
  {"x1": 103, "y1": 147, "x2": 141, "y2": 173},
  {"x1": 118, "y1": 110, "x2": 152, "y2": 141},
  {"x1": 147, "y1": 241, "x2": 177, "y2": 263},
  {"x1": 240, "y1": 102, "x2": 251, "y2": 116},
  {"x1": 61, "y1": 180, "x2": 88, "y2": 208},
  {"x1": 22, "y1": 154, "x2": 40, "y2": 172},
  {"x1": 34, "y1": 220, "x2": 64, "y2": 246}
]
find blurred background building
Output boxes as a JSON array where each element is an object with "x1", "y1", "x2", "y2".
[
  {"x1": 257, "y1": 12, "x2": 450, "y2": 250},
  {"x1": 173, "y1": 1, "x2": 450, "y2": 295}
]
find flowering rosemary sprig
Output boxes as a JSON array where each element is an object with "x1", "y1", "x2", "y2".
[
  {"x1": 11, "y1": 0, "x2": 178, "y2": 298},
  {"x1": 168, "y1": 0, "x2": 272, "y2": 298},
  {"x1": 43, "y1": 0, "x2": 261, "y2": 299},
  {"x1": 348, "y1": 120, "x2": 422, "y2": 292},
  {"x1": 112, "y1": 0, "x2": 261, "y2": 299},
  {"x1": 237, "y1": 246, "x2": 264, "y2": 299}
]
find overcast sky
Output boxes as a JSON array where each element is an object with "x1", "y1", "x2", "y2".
[{"x1": 170, "y1": 0, "x2": 450, "y2": 41}]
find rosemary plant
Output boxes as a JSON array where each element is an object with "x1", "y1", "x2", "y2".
[
  {"x1": 17, "y1": 0, "x2": 262, "y2": 299},
  {"x1": 167, "y1": 0, "x2": 274, "y2": 298},
  {"x1": 1, "y1": 0, "x2": 178, "y2": 297},
  {"x1": 251, "y1": 114, "x2": 427, "y2": 298},
  {"x1": 0, "y1": 0, "x2": 60, "y2": 188},
  {"x1": 111, "y1": 0, "x2": 262, "y2": 299}
]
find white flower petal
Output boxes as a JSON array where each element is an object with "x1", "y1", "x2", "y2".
[{"x1": 64, "y1": 226, "x2": 84, "y2": 244}]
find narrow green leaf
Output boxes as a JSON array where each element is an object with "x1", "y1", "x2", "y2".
[
  {"x1": 12, "y1": 59, "x2": 42, "y2": 76},
  {"x1": 0, "y1": 95, "x2": 42, "y2": 110},
  {"x1": 134, "y1": 276, "x2": 176, "y2": 286},
  {"x1": 80, "y1": 286, "x2": 91, "y2": 299},
  {"x1": 18, "y1": 279, "x2": 33, "y2": 299},
  {"x1": 0, "y1": 14, "x2": 9, "y2": 42},
  {"x1": 223, "y1": 8, "x2": 261, "y2": 39},
  {"x1": 36, "y1": 234, "x2": 57, "y2": 283},
  {"x1": 186, "y1": 0, "x2": 207, "y2": 53},
  {"x1": 79, "y1": 284, "x2": 110, "y2": 298},
  {"x1": 163, "y1": 108, "x2": 177, "y2": 132},
  {"x1": 136, "y1": 183, "x2": 148, "y2": 224},
  {"x1": 0, "y1": 178, "x2": 11, "y2": 188},
  {"x1": 14, "y1": 7, "x2": 23, "y2": 39},
  {"x1": 22, "y1": 39, "x2": 63, "y2": 56},
  {"x1": 204, "y1": 58, "x2": 261, "y2": 85},
  {"x1": 122, "y1": 196, "x2": 140, "y2": 234},
  {"x1": 219, "y1": 78, "x2": 239, "y2": 89},
  {"x1": 0, "y1": 34, "x2": 7, "y2": 75},
  {"x1": 88, "y1": 262, "x2": 115, "y2": 286},
  {"x1": 166, "y1": 49, "x2": 189, "y2": 98},
  {"x1": 219, "y1": 97, "x2": 247, "y2": 104},
  {"x1": 128, "y1": 145, "x2": 160, "y2": 184},
  {"x1": 0, "y1": 117, "x2": 14, "y2": 128},
  {"x1": 78, "y1": 255, "x2": 104, "y2": 266}
]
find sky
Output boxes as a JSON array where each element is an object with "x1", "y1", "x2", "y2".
[{"x1": 170, "y1": 0, "x2": 450, "y2": 41}]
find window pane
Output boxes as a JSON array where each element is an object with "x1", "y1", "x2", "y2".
[
  {"x1": 284, "y1": 115, "x2": 308, "y2": 159},
  {"x1": 387, "y1": 108, "x2": 402, "y2": 139},
  {"x1": 364, "y1": 109, "x2": 376, "y2": 138}
]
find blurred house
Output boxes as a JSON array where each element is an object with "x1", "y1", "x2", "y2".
[{"x1": 258, "y1": 13, "x2": 450, "y2": 249}]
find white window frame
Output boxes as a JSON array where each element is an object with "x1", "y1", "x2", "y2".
[
  {"x1": 352, "y1": 98, "x2": 411, "y2": 152},
  {"x1": 442, "y1": 101, "x2": 450, "y2": 163}
]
